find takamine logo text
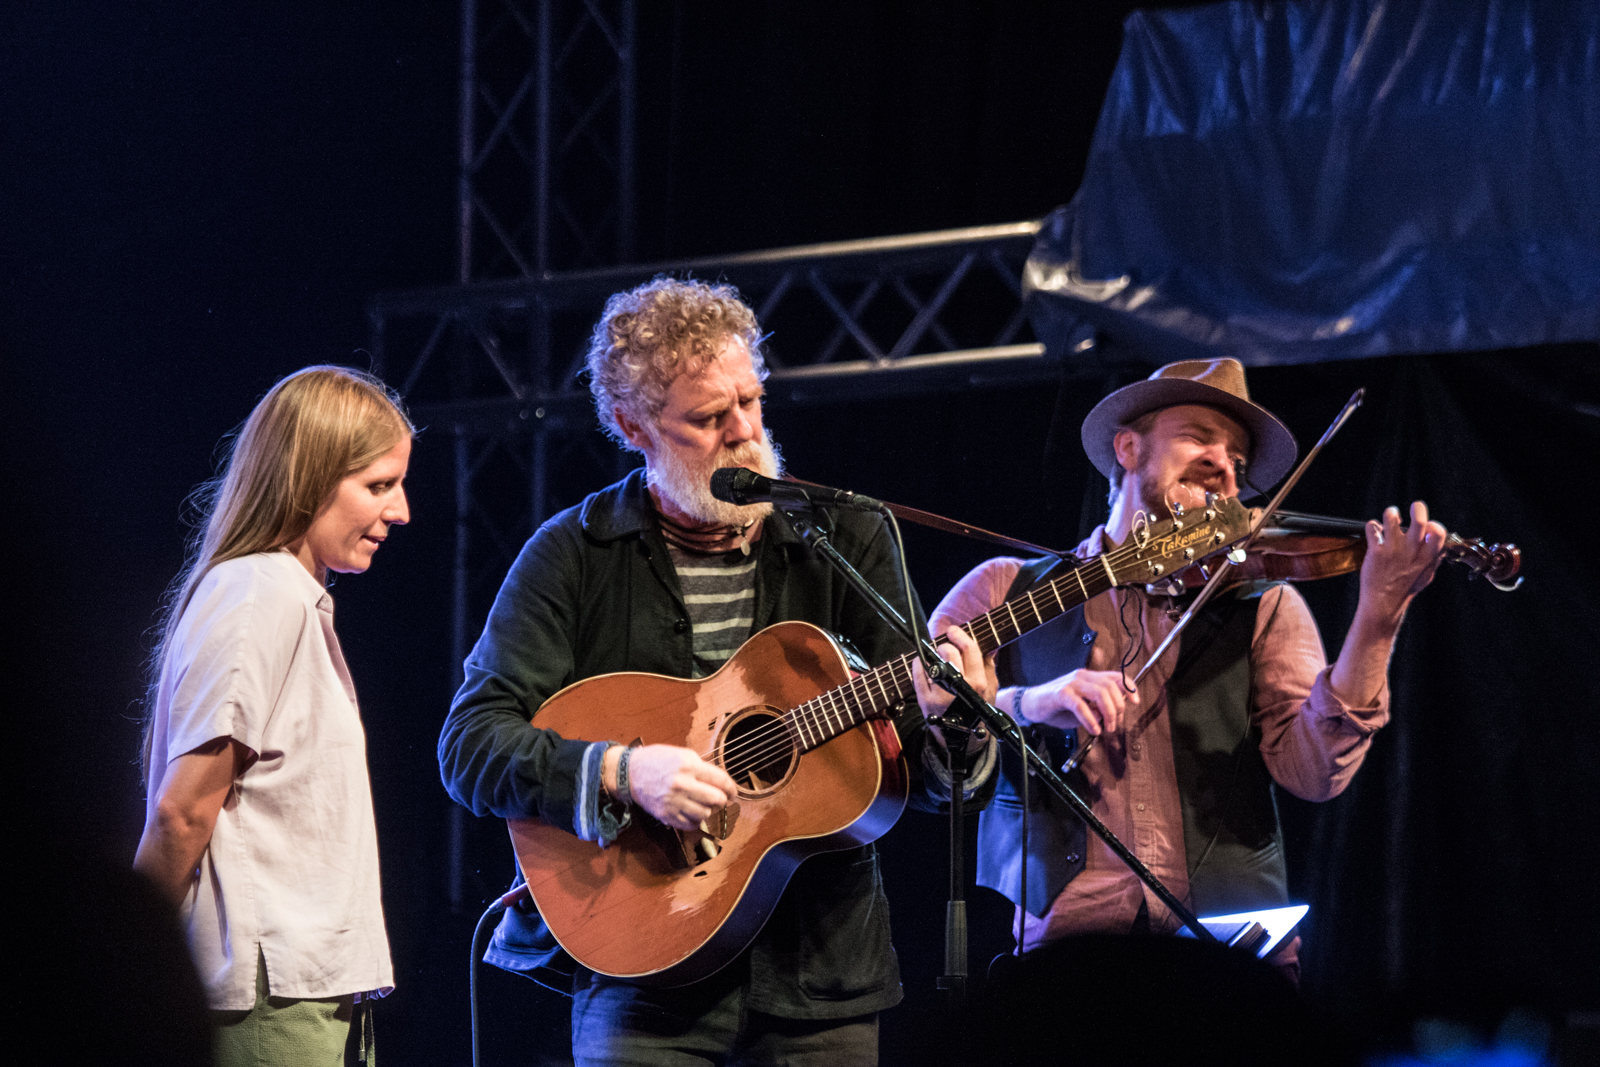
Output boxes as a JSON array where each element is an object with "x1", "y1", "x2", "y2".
[{"x1": 1150, "y1": 523, "x2": 1217, "y2": 560}]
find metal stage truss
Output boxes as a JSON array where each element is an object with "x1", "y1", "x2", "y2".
[
  {"x1": 458, "y1": 0, "x2": 637, "y2": 281},
  {"x1": 370, "y1": 221, "x2": 1053, "y2": 908}
]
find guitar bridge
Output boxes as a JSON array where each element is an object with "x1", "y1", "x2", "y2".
[{"x1": 634, "y1": 803, "x2": 740, "y2": 872}]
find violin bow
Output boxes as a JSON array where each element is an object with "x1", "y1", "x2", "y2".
[
  {"x1": 1131, "y1": 388, "x2": 1365, "y2": 684},
  {"x1": 1062, "y1": 389, "x2": 1365, "y2": 774}
]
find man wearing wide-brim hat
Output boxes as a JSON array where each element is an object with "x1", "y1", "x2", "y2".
[{"x1": 930, "y1": 357, "x2": 1448, "y2": 980}]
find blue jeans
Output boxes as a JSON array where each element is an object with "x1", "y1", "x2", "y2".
[{"x1": 571, "y1": 968, "x2": 877, "y2": 1067}]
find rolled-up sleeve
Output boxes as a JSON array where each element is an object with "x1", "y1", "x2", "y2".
[{"x1": 1251, "y1": 584, "x2": 1388, "y2": 802}]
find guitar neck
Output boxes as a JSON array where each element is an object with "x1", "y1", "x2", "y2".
[
  {"x1": 959, "y1": 554, "x2": 1113, "y2": 657},
  {"x1": 787, "y1": 554, "x2": 1111, "y2": 753}
]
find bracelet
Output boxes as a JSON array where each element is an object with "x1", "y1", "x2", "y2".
[
  {"x1": 1009, "y1": 687, "x2": 1027, "y2": 724},
  {"x1": 614, "y1": 745, "x2": 633, "y2": 807}
]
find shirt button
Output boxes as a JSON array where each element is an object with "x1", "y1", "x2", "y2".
[
  {"x1": 674, "y1": 619, "x2": 690, "y2": 634},
  {"x1": 1137, "y1": 803, "x2": 1146, "y2": 812}
]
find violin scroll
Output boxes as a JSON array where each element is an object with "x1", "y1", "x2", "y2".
[{"x1": 1443, "y1": 537, "x2": 1522, "y2": 592}]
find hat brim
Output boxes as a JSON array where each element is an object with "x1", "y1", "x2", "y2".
[{"x1": 1080, "y1": 378, "x2": 1298, "y2": 496}]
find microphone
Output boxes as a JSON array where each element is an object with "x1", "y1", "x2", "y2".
[{"x1": 710, "y1": 467, "x2": 883, "y2": 511}]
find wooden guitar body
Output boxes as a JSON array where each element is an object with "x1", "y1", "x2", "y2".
[{"x1": 507, "y1": 621, "x2": 909, "y2": 987}]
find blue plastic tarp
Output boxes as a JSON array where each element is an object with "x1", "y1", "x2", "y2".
[{"x1": 1026, "y1": 0, "x2": 1600, "y2": 366}]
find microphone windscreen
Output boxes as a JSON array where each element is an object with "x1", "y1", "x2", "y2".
[{"x1": 709, "y1": 466, "x2": 760, "y2": 504}]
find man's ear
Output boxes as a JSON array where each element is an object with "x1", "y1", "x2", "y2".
[
  {"x1": 1111, "y1": 428, "x2": 1139, "y2": 474},
  {"x1": 613, "y1": 405, "x2": 652, "y2": 453}
]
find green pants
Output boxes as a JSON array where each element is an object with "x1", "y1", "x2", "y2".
[{"x1": 213, "y1": 951, "x2": 372, "y2": 1067}]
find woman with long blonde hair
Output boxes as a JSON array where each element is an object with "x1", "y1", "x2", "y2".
[{"x1": 135, "y1": 365, "x2": 413, "y2": 1065}]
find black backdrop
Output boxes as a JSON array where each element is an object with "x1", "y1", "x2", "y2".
[{"x1": 6, "y1": 3, "x2": 1596, "y2": 1063}]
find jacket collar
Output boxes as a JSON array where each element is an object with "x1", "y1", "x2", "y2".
[
  {"x1": 579, "y1": 467, "x2": 654, "y2": 541},
  {"x1": 579, "y1": 465, "x2": 803, "y2": 548}
]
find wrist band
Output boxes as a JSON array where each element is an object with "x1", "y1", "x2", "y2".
[{"x1": 615, "y1": 745, "x2": 632, "y2": 806}]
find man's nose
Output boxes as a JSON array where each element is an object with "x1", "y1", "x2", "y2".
[
  {"x1": 1212, "y1": 448, "x2": 1245, "y2": 490},
  {"x1": 724, "y1": 406, "x2": 757, "y2": 445}
]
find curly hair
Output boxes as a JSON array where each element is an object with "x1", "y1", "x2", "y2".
[{"x1": 586, "y1": 276, "x2": 767, "y2": 449}]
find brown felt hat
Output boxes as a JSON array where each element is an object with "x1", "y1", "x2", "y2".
[{"x1": 1080, "y1": 358, "x2": 1298, "y2": 495}]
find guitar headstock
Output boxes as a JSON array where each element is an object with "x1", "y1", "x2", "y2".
[{"x1": 1104, "y1": 495, "x2": 1253, "y2": 593}]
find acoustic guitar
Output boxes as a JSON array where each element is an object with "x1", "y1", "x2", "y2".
[{"x1": 508, "y1": 496, "x2": 1252, "y2": 985}]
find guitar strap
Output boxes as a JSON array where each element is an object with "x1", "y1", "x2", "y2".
[{"x1": 786, "y1": 478, "x2": 1069, "y2": 559}]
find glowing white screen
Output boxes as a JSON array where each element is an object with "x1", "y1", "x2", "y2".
[{"x1": 1176, "y1": 904, "x2": 1310, "y2": 958}]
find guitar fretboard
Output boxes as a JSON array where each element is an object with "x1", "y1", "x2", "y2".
[{"x1": 781, "y1": 554, "x2": 1119, "y2": 754}]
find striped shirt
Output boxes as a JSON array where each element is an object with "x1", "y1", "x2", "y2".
[{"x1": 666, "y1": 542, "x2": 758, "y2": 677}]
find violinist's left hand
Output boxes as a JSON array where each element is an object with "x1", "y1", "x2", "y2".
[
  {"x1": 1329, "y1": 501, "x2": 1447, "y2": 708},
  {"x1": 1355, "y1": 500, "x2": 1448, "y2": 631}
]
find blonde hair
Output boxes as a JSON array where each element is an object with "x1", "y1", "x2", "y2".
[
  {"x1": 141, "y1": 366, "x2": 413, "y2": 778},
  {"x1": 586, "y1": 276, "x2": 766, "y2": 450}
]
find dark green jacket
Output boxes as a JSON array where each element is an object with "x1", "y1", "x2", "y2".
[{"x1": 438, "y1": 469, "x2": 927, "y2": 1017}]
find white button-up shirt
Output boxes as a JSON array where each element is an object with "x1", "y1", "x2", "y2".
[{"x1": 146, "y1": 551, "x2": 394, "y2": 1010}]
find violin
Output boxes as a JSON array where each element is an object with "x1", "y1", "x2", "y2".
[{"x1": 1166, "y1": 508, "x2": 1522, "y2": 594}]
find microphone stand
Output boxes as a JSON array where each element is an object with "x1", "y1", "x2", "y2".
[{"x1": 766, "y1": 501, "x2": 1218, "y2": 1005}]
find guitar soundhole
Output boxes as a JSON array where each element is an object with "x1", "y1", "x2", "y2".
[{"x1": 719, "y1": 706, "x2": 796, "y2": 798}]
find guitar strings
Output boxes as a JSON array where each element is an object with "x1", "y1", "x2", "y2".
[
  {"x1": 710, "y1": 654, "x2": 920, "y2": 778},
  {"x1": 713, "y1": 544, "x2": 1120, "y2": 774},
  {"x1": 711, "y1": 654, "x2": 921, "y2": 778},
  {"x1": 706, "y1": 533, "x2": 1172, "y2": 777},
  {"x1": 706, "y1": 528, "x2": 1213, "y2": 777}
]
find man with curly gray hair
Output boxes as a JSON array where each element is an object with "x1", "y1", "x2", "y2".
[
  {"x1": 586, "y1": 277, "x2": 785, "y2": 529},
  {"x1": 441, "y1": 276, "x2": 997, "y2": 1065}
]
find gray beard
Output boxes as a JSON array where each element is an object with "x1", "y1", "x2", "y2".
[{"x1": 646, "y1": 434, "x2": 785, "y2": 527}]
